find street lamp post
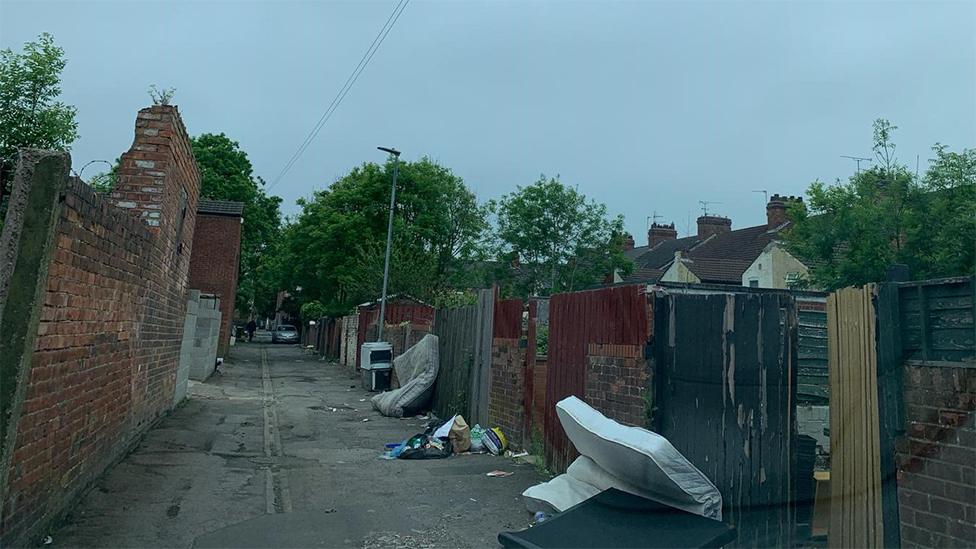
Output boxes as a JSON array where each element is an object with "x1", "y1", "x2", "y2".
[{"x1": 376, "y1": 147, "x2": 401, "y2": 341}]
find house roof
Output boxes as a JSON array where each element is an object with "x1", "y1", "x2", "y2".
[
  {"x1": 620, "y1": 266, "x2": 665, "y2": 284},
  {"x1": 198, "y1": 199, "x2": 244, "y2": 217},
  {"x1": 680, "y1": 257, "x2": 756, "y2": 284},
  {"x1": 623, "y1": 235, "x2": 705, "y2": 283},
  {"x1": 673, "y1": 222, "x2": 791, "y2": 284}
]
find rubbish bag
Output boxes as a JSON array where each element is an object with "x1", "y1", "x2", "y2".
[
  {"x1": 484, "y1": 427, "x2": 508, "y2": 455},
  {"x1": 449, "y1": 415, "x2": 471, "y2": 453},
  {"x1": 470, "y1": 424, "x2": 486, "y2": 453},
  {"x1": 398, "y1": 433, "x2": 453, "y2": 459}
]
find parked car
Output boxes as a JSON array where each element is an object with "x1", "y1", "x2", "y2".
[{"x1": 272, "y1": 325, "x2": 299, "y2": 344}]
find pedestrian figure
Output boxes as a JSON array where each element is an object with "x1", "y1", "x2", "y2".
[{"x1": 246, "y1": 319, "x2": 257, "y2": 342}]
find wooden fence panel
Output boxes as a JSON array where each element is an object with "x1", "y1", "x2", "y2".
[
  {"x1": 432, "y1": 304, "x2": 478, "y2": 419},
  {"x1": 827, "y1": 285, "x2": 884, "y2": 549},
  {"x1": 470, "y1": 289, "x2": 494, "y2": 425},
  {"x1": 797, "y1": 303, "x2": 829, "y2": 403},
  {"x1": 897, "y1": 276, "x2": 974, "y2": 364},
  {"x1": 654, "y1": 291, "x2": 797, "y2": 548}
]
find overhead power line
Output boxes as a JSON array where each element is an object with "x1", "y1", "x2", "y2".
[{"x1": 269, "y1": 0, "x2": 410, "y2": 190}]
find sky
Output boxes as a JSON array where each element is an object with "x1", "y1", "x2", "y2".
[{"x1": 2, "y1": 0, "x2": 974, "y2": 241}]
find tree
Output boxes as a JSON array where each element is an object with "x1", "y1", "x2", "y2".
[
  {"x1": 0, "y1": 33, "x2": 78, "y2": 161},
  {"x1": 489, "y1": 176, "x2": 630, "y2": 297},
  {"x1": 0, "y1": 33, "x2": 78, "y2": 223},
  {"x1": 785, "y1": 119, "x2": 975, "y2": 289},
  {"x1": 190, "y1": 133, "x2": 283, "y2": 317},
  {"x1": 279, "y1": 157, "x2": 487, "y2": 316}
]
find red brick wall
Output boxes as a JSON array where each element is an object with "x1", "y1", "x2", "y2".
[
  {"x1": 187, "y1": 213, "x2": 241, "y2": 357},
  {"x1": 584, "y1": 343, "x2": 650, "y2": 427},
  {"x1": 489, "y1": 337, "x2": 525, "y2": 449},
  {"x1": 896, "y1": 364, "x2": 976, "y2": 548},
  {"x1": 1, "y1": 105, "x2": 200, "y2": 545}
]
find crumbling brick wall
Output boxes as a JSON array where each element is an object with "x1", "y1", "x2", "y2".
[
  {"x1": 896, "y1": 364, "x2": 976, "y2": 548},
  {"x1": 488, "y1": 337, "x2": 525, "y2": 449},
  {"x1": 0, "y1": 105, "x2": 201, "y2": 546},
  {"x1": 584, "y1": 343, "x2": 650, "y2": 427}
]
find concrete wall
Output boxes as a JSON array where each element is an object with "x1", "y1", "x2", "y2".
[
  {"x1": 0, "y1": 105, "x2": 202, "y2": 546},
  {"x1": 741, "y1": 242, "x2": 809, "y2": 289},
  {"x1": 188, "y1": 295, "x2": 221, "y2": 381},
  {"x1": 187, "y1": 213, "x2": 241, "y2": 358},
  {"x1": 797, "y1": 404, "x2": 830, "y2": 454},
  {"x1": 174, "y1": 291, "x2": 200, "y2": 406},
  {"x1": 338, "y1": 313, "x2": 359, "y2": 375}
]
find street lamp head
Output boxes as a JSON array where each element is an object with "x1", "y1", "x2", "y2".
[{"x1": 377, "y1": 146, "x2": 401, "y2": 157}]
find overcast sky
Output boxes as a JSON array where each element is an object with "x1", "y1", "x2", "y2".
[{"x1": 2, "y1": 0, "x2": 974, "y2": 240}]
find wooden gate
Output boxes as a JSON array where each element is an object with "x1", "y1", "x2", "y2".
[
  {"x1": 431, "y1": 289, "x2": 493, "y2": 423},
  {"x1": 653, "y1": 290, "x2": 797, "y2": 548}
]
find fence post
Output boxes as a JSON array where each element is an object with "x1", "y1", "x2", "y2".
[{"x1": 874, "y1": 283, "x2": 903, "y2": 549}]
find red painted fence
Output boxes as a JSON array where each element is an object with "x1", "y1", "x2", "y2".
[{"x1": 544, "y1": 284, "x2": 650, "y2": 472}]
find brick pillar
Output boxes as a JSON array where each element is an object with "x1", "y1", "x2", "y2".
[{"x1": 111, "y1": 105, "x2": 198, "y2": 237}]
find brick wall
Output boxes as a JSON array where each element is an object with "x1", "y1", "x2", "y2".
[
  {"x1": 187, "y1": 212, "x2": 242, "y2": 357},
  {"x1": 584, "y1": 343, "x2": 650, "y2": 427},
  {"x1": 896, "y1": 364, "x2": 976, "y2": 548},
  {"x1": 0, "y1": 105, "x2": 201, "y2": 546},
  {"x1": 488, "y1": 337, "x2": 525, "y2": 449}
]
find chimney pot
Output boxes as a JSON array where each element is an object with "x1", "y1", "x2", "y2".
[
  {"x1": 697, "y1": 215, "x2": 732, "y2": 239},
  {"x1": 766, "y1": 193, "x2": 790, "y2": 229},
  {"x1": 623, "y1": 233, "x2": 635, "y2": 251},
  {"x1": 648, "y1": 222, "x2": 678, "y2": 247}
]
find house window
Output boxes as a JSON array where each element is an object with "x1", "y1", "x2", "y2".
[
  {"x1": 749, "y1": 279, "x2": 759, "y2": 287},
  {"x1": 785, "y1": 272, "x2": 801, "y2": 289}
]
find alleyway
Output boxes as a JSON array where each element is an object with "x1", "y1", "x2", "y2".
[{"x1": 51, "y1": 343, "x2": 544, "y2": 548}]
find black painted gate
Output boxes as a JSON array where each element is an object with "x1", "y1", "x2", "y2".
[{"x1": 653, "y1": 290, "x2": 798, "y2": 548}]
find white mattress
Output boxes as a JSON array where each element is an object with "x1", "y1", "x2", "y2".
[
  {"x1": 371, "y1": 334, "x2": 439, "y2": 418},
  {"x1": 523, "y1": 396, "x2": 723, "y2": 520}
]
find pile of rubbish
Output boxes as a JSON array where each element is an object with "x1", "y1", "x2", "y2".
[
  {"x1": 521, "y1": 396, "x2": 723, "y2": 520},
  {"x1": 380, "y1": 414, "x2": 509, "y2": 460}
]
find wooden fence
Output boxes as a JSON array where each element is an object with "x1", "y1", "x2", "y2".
[
  {"x1": 431, "y1": 289, "x2": 494, "y2": 424},
  {"x1": 827, "y1": 285, "x2": 885, "y2": 549}
]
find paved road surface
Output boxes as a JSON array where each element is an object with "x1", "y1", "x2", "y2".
[{"x1": 52, "y1": 343, "x2": 543, "y2": 548}]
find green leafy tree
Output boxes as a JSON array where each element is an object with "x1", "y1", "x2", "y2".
[
  {"x1": 0, "y1": 33, "x2": 78, "y2": 160},
  {"x1": 190, "y1": 133, "x2": 283, "y2": 317},
  {"x1": 0, "y1": 33, "x2": 78, "y2": 223},
  {"x1": 88, "y1": 158, "x2": 120, "y2": 193},
  {"x1": 786, "y1": 119, "x2": 975, "y2": 289},
  {"x1": 489, "y1": 176, "x2": 631, "y2": 297},
  {"x1": 300, "y1": 300, "x2": 329, "y2": 321},
  {"x1": 279, "y1": 157, "x2": 487, "y2": 316}
]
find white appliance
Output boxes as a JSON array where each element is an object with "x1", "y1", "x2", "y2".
[{"x1": 360, "y1": 341, "x2": 393, "y2": 391}]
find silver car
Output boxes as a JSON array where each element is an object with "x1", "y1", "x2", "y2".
[{"x1": 272, "y1": 325, "x2": 299, "y2": 344}]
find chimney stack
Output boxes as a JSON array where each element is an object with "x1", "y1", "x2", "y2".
[
  {"x1": 766, "y1": 194, "x2": 801, "y2": 229},
  {"x1": 623, "y1": 233, "x2": 635, "y2": 251},
  {"x1": 648, "y1": 222, "x2": 678, "y2": 247},
  {"x1": 697, "y1": 215, "x2": 732, "y2": 239}
]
